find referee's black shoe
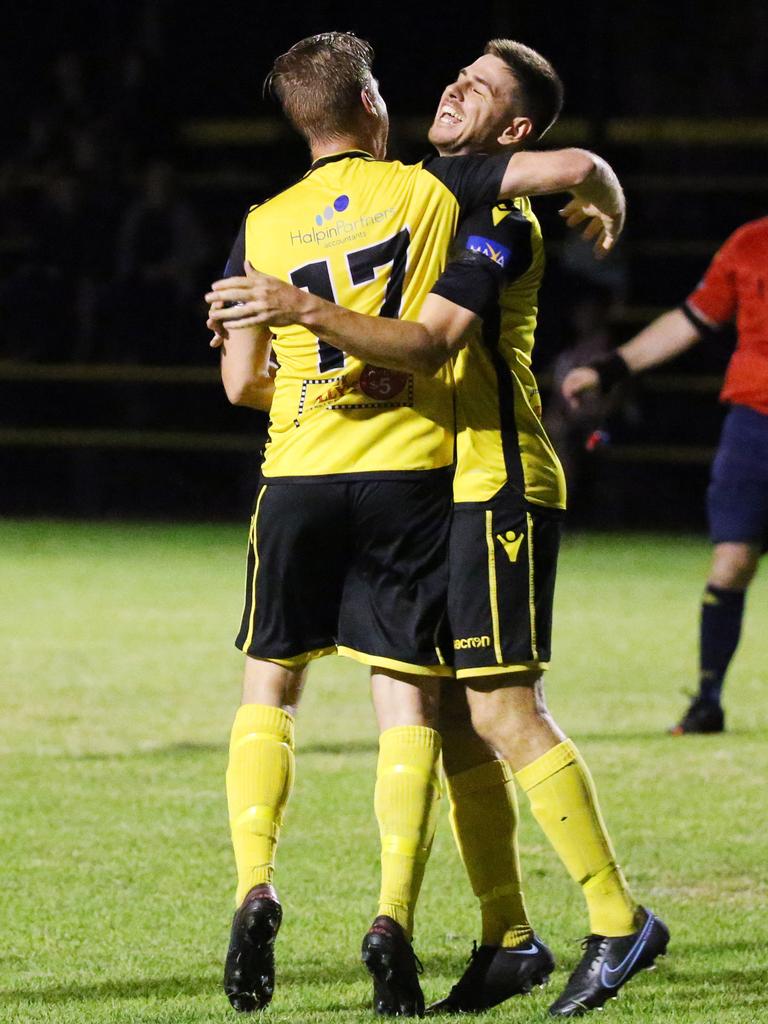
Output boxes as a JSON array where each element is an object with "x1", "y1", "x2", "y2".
[
  {"x1": 426, "y1": 935, "x2": 555, "y2": 1013},
  {"x1": 224, "y1": 885, "x2": 283, "y2": 1012},
  {"x1": 548, "y1": 907, "x2": 669, "y2": 1017},
  {"x1": 669, "y1": 695, "x2": 725, "y2": 735},
  {"x1": 361, "y1": 915, "x2": 425, "y2": 1017}
]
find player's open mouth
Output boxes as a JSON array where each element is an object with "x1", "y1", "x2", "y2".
[{"x1": 438, "y1": 104, "x2": 464, "y2": 126}]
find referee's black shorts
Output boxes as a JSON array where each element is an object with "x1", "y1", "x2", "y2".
[
  {"x1": 447, "y1": 486, "x2": 563, "y2": 679},
  {"x1": 236, "y1": 471, "x2": 453, "y2": 676}
]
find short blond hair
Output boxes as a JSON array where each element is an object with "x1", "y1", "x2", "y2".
[{"x1": 266, "y1": 32, "x2": 375, "y2": 143}]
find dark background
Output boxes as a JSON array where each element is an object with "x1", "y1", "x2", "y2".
[{"x1": 2, "y1": 0, "x2": 766, "y2": 525}]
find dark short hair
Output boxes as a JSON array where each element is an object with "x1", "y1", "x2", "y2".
[
  {"x1": 266, "y1": 32, "x2": 375, "y2": 143},
  {"x1": 484, "y1": 39, "x2": 564, "y2": 139}
]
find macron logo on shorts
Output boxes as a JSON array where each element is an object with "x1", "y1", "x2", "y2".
[
  {"x1": 496, "y1": 530, "x2": 524, "y2": 563},
  {"x1": 454, "y1": 636, "x2": 491, "y2": 650}
]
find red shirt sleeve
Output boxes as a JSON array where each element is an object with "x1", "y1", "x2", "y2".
[{"x1": 685, "y1": 234, "x2": 739, "y2": 326}]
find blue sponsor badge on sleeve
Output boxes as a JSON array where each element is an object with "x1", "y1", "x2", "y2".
[{"x1": 465, "y1": 235, "x2": 512, "y2": 267}]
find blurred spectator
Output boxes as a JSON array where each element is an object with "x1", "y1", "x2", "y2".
[
  {"x1": 543, "y1": 234, "x2": 630, "y2": 506},
  {"x1": 544, "y1": 283, "x2": 619, "y2": 505},
  {"x1": 111, "y1": 160, "x2": 208, "y2": 363},
  {"x1": 0, "y1": 175, "x2": 84, "y2": 361},
  {"x1": 20, "y1": 52, "x2": 96, "y2": 171},
  {"x1": 50, "y1": 51, "x2": 96, "y2": 143},
  {"x1": 107, "y1": 49, "x2": 171, "y2": 171}
]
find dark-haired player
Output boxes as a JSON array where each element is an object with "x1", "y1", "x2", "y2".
[
  {"x1": 563, "y1": 216, "x2": 768, "y2": 737},
  {"x1": 209, "y1": 31, "x2": 627, "y2": 1019},
  {"x1": 213, "y1": 37, "x2": 666, "y2": 1020},
  {"x1": 208, "y1": 28, "x2": 626, "y2": 1019}
]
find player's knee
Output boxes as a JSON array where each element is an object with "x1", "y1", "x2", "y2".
[
  {"x1": 439, "y1": 700, "x2": 495, "y2": 776},
  {"x1": 241, "y1": 657, "x2": 306, "y2": 708},
  {"x1": 467, "y1": 702, "x2": 504, "y2": 749},
  {"x1": 465, "y1": 673, "x2": 545, "y2": 749},
  {"x1": 465, "y1": 691, "x2": 520, "y2": 749},
  {"x1": 437, "y1": 681, "x2": 472, "y2": 734},
  {"x1": 371, "y1": 669, "x2": 441, "y2": 730},
  {"x1": 709, "y1": 543, "x2": 760, "y2": 589}
]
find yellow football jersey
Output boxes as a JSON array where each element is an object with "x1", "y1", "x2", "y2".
[
  {"x1": 225, "y1": 149, "x2": 509, "y2": 479},
  {"x1": 431, "y1": 197, "x2": 567, "y2": 509}
]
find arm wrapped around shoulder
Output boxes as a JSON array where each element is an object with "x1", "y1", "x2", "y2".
[{"x1": 430, "y1": 251, "x2": 504, "y2": 320}]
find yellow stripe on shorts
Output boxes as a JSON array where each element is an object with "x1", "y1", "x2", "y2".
[
  {"x1": 484, "y1": 510, "x2": 503, "y2": 664},
  {"x1": 243, "y1": 484, "x2": 268, "y2": 652},
  {"x1": 526, "y1": 511, "x2": 538, "y2": 661}
]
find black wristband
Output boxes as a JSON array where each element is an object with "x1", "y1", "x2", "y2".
[
  {"x1": 588, "y1": 350, "x2": 631, "y2": 393},
  {"x1": 679, "y1": 301, "x2": 716, "y2": 337}
]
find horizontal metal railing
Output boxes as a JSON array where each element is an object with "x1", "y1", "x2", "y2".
[
  {"x1": 0, "y1": 426, "x2": 257, "y2": 452},
  {"x1": 1, "y1": 360, "x2": 720, "y2": 464}
]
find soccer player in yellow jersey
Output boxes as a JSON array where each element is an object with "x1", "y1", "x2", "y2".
[
  {"x1": 215, "y1": 39, "x2": 668, "y2": 1019},
  {"x1": 210, "y1": 31, "x2": 630, "y2": 1015},
  {"x1": 209, "y1": 32, "x2": 631, "y2": 1018}
]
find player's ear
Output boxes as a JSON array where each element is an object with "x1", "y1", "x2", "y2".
[
  {"x1": 361, "y1": 87, "x2": 379, "y2": 117},
  {"x1": 497, "y1": 116, "x2": 534, "y2": 148},
  {"x1": 361, "y1": 78, "x2": 387, "y2": 120}
]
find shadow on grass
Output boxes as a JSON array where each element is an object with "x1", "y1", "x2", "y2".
[
  {"x1": 73, "y1": 739, "x2": 378, "y2": 761},
  {"x1": 567, "y1": 731, "x2": 683, "y2": 744},
  {"x1": 573, "y1": 729, "x2": 759, "y2": 743},
  {"x1": 299, "y1": 740, "x2": 378, "y2": 756},
  {"x1": 421, "y1": 945, "x2": 768, "y2": 995},
  {"x1": 5, "y1": 961, "x2": 766, "y2": 1013},
  {"x1": 0, "y1": 964, "x2": 373, "y2": 1011},
  {"x1": 58, "y1": 731, "x2": 765, "y2": 762},
  {"x1": 0, "y1": 973, "x2": 214, "y2": 1004},
  {"x1": 662, "y1": 964, "x2": 768, "y2": 988},
  {"x1": 279, "y1": 960, "x2": 379, "y2": 987},
  {"x1": 74, "y1": 742, "x2": 225, "y2": 762}
]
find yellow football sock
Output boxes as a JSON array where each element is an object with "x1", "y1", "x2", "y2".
[
  {"x1": 226, "y1": 703, "x2": 295, "y2": 906},
  {"x1": 516, "y1": 739, "x2": 637, "y2": 937},
  {"x1": 375, "y1": 725, "x2": 442, "y2": 939},
  {"x1": 447, "y1": 759, "x2": 533, "y2": 947}
]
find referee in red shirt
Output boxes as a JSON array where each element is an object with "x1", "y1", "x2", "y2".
[{"x1": 562, "y1": 216, "x2": 768, "y2": 734}]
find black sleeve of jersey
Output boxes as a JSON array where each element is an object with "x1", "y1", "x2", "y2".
[
  {"x1": 430, "y1": 202, "x2": 533, "y2": 318},
  {"x1": 422, "y1": 153, "x2": 510, "y2": 215},
  {"x1": 223, "y1": 212, "x2": 248, "y2": 276}
]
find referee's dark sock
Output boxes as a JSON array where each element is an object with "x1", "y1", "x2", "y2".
[{"x1": 698, "y1": 584, "x2": 746, "y2": 705}]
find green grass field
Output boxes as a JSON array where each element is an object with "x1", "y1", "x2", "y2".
[{"x1": 2, "y1": 520, "x2": 766, "y2": 1024}]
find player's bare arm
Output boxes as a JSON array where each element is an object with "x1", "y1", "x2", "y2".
[
  {"x1": 219, "y1": 318, "x2": 275, "y2": 410},
  {"x1": 561, "y1": 305, "x2": 710, "y2": 409},
  {"x1": 500, "y1": 149, "x2": 625, "y2": 258},
  {"x1": 207, "y1": 262, "x2": 471, "y2": 376},
  {"x1": 208, "y1": 147, "x2": 626, "y2": 378},
  {"x1": 290, "y1": 290, "x2": 474, "y2": 376}
]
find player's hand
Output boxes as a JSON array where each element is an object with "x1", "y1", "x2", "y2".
[
  {"x1": 561, "y1": 366, "x2": 600, "y2": 409},
  {"x1": 559, "y1": 197, "x2": 624, "y2": 259},
  {"x1": 208, "y1": 299, "x2": 228, "y2": 348},
  {"x1": 206, "y1": 261, "x2": 312, "y2": 330}
]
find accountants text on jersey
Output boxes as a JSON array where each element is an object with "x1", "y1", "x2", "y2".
[{"x1": 225, "y1": 149, "x2": 509, "y2": 480}]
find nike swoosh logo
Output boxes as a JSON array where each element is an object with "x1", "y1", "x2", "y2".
[
  {"x1": 600, "y1": 915, "x2": 655, "y2": 988},
  {"x1": 504, "y1": 944, "x2": 540, "y2": 956}
]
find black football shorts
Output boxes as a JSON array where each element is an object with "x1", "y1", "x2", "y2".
[
  {"x1": 448, "y1": 486, "x2": 563, "y2": 678},
  {"x1": 236, "y1": 471, "x2": 453, "y2": 676}
]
